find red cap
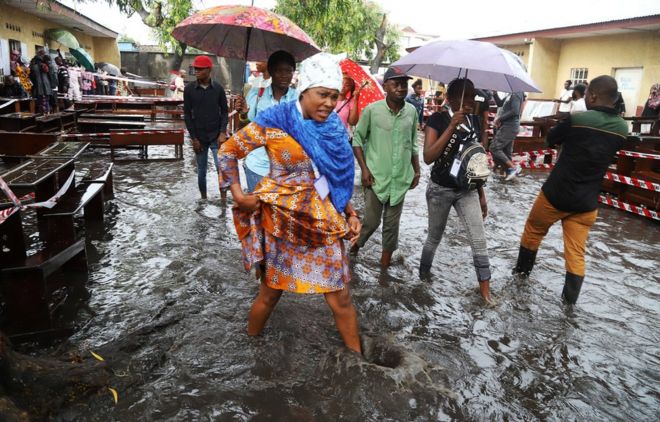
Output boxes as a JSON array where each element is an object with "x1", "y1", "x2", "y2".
[{"x1": 192, "y1": 55, "x2": 213, "y2": 68}]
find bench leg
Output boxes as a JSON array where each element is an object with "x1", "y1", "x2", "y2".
[
  {"x1": 1, "y1": 269, "x2": 51, "y2": 335},
  {"x1": 104, "y1": 171, "x2": 115, "y2": 200},
  {"x1": 47, "y1": 215, "x2": 76, "y2": 250},
  {"x1": 84, "y1": 190, "x2": 104, "y2": 221}
]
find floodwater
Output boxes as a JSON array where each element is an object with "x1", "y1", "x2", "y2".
[{"x1": 8, "y1": 137, "x2": 660, "y2": 421}]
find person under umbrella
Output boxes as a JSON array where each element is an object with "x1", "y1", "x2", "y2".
[
  {"x1": 218, "y1": 53, "x2": 362, "y2": 353},
  {"x1": 233, "y1": 50, "x2": 298, "y2": 192},
  {"x1": 419, "y1": 79, "x2": 494, "y2": 304}
]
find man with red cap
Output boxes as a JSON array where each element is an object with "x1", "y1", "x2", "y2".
[{"x1": 184, "y1": 55, "x2": 229, "y2": 199}]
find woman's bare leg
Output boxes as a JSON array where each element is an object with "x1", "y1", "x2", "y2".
[
  {"x1": 247, "y1": 280, "x2": 283, "y2": 336},
  {"x1": 324, "y1": 287, "x2": 361, "y2": 353}
]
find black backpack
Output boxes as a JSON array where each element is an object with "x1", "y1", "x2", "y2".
[{"x1": 437, "y1": 112, "x2": 490, "y2": 190}]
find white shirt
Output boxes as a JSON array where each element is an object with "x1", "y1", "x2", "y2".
[
  {"x1": 558, "y1": 89, "x2": 573, "y2": 112},
  {"x1": 570, "y1": 98, "x2": 587, "y2": 114}
]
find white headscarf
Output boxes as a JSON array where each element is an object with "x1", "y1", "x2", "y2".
[{"x1": 297, "y1": 52, "x2": 343, "y2": 94}]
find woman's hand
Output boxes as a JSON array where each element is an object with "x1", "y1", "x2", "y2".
[
  {"x1": 450, "y1": 109, "x2": 466, "y2": 127},
  {"x1": 230, "y1": 183, "x2": 260, "y2": 212},
  {"x1": 236, "y1": 193, "x2": 260, "y2": 212},
  {"x1": 346, "y1": 215, "x2": 361, "y2": 246}
]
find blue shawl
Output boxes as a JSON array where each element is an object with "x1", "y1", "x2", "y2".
[{"x1": 254, "y1": 100, "x2": 354, "y2": 213}]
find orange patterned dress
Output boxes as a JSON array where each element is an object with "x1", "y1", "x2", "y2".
[{"x1": 219, "y1": 122, "x2": 351, "y2": 293}]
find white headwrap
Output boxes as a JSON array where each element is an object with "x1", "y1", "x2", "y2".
[{"x1": 296, "y1": 52, "x2": 343, "y2": 94}]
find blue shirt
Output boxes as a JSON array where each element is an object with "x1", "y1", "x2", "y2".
[{"x1": 244, "y1": 85, "x2": 298, "y2": 176}]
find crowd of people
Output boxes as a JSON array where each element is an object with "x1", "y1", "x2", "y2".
[
  {"x1": 181, "y1": 51, "x2": 643, "y2": 354},
  {"x1": 0, "y1": 48, "x2": 132, "y2": 114}
]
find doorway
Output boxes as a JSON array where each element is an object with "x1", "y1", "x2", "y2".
[{"x1": 613, "y1": 67, "x2": 643, "y2": 117}]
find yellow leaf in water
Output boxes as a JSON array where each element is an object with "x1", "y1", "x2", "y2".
[
  {"x1": 108, "y1": 387, "x2": 118, "y2": 404},
  {"x1": 90, "y1": 351, "x2": 105, "y2": 362}
]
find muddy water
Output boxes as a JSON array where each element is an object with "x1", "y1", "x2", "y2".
[{"x1": 43, "y1": 139, "x2": 659, "y2": 420}]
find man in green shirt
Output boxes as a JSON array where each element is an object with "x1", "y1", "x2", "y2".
[{"x1": 352, "y1": 67, "x2": 421, "y2": 267}]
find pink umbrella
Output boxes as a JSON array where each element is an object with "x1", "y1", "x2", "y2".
[
  {"x1": 340, "y1": 58, "x2": 384, "y2": 114},
  {"x1": 172, "y1": 5, "x2": 320, "y2": 62}
]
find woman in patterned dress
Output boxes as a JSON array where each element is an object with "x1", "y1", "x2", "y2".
[{"x1": 219, "y1": 53, "x2": 362, "y2": 353}]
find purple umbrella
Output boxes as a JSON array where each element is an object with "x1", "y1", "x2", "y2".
[{"x1": 392, "y1": 39, "x2": 541, "y2": 93}]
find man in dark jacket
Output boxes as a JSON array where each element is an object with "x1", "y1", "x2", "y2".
[
  {"x1": 184, "y1": 55, "x2": 229, "y2": 200},
  {"x1": 513, "y1": 75, "x2": 628, "y2": 304}
]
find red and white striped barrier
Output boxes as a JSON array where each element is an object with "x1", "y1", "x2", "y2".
[
  {"x1": 599, "y1": 195, "x2": 659, "y2": 221},
  {"x1": 604, "y1": 172, "x2": 660, "y2": 192},
  {"x1": 0, "y1": 172, "x2": 75, "y2": 225},
  {"x1": 513, "y1": 148, "x2": 557, "y2": 157},
  {"x1": 519, "y1": 162, "x2": 555, "y2": 169},
  {"x1": 618, "y1": 150, "x2": 660, "y2": 160}
]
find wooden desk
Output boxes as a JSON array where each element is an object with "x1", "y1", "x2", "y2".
[
  {"x1": 0, "y1": 132, "x2": 59, "y2": 155},
  {"x1": 624, "y1": 116, "x2": 659, "y2": 136},
  {"x1": 37, "y1": 142, "x2": 89, "y2": 159},
  {"x1": 0, "y1": 112, "x2": 37, "y2": 132},
  {"x1": 0, "y1": 158, "x2": 75, "y2": 207},
  {"x1": 0, "y1": 97, "x2": 35, "y2": 115}
]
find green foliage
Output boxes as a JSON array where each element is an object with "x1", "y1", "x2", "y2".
[
  {"x1": 117, "y1": 34, "x2": 139, "y2": 45},
  {"x1": 274, "y1": 0, "x2": 400, "y2": 63}
]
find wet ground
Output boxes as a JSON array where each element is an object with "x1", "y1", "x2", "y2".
[{"x1": 9, "y1": 137, "x2": 660, "y2": 420}]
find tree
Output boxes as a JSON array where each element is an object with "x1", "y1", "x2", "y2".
[
  {"x1": 105, "y1": 1, "x2": 193, "y2": 71},
  {"x1": 118, "y1": 34, "x2": 139, "y2": 45},
  {"x1": 274, "y1": 0, "x2": 400, "y2": 72}
]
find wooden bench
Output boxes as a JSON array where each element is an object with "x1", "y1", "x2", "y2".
[
  {"x1": 0, "y1": 132, "x2": 58, "y2": 156},
  {"x1": 42, "y1": 183, "x2": 105, "y2": 249},
  {"x1": 77, "y1": 118, "x2": 146, "y2": 133},
  {"x1": 78, "y1": 161, "x2": 114, "y2": 200},
  {"x1": 110, "y1": 130, "x2": 184, "y2": 161},
  {"x1": 0, "y1": 112, "x2": 37, "y2": 132},
  {"x1": 80, "y1": 113, "x2": 146, "y2": 122},
  {"x1": 1, "y1": 238, "x2": 87, "y2": 341},
  {"x1": 0, "y1": 205, "x2": 88, "y2": 341}
]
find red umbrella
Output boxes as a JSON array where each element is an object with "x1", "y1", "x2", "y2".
[
  {"x1": 172, "y1": 5, "x2": 320, "y2": 62},
  {"x1": 340, "y1": 59, "x2": 384, "y2": 114}
]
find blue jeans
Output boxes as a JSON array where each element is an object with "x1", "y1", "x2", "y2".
[
  {"x1": 420, "y1": 181, "x2": 491, "y2": 281},
  {"x1": 196, "y1": 142, "x2": 219, "y2": 195},
  {"x1": 243, "y1": 163, "x2": 264, "y2": 193}
]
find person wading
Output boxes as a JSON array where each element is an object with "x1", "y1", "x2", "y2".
[
  {"x1": 219, "y1": 53, "x2": 363, "y2": 353},
  {"x1": 183, "y1": 55, "x2": 229, "y2": 200},
  {"x1": 351, "y1": 67, "x2": 421, "y2": 267}
]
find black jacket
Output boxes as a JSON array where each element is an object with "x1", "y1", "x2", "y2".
[
  {"x1": 542, "y1": 107, "x2": 628, "y2": 212},
  {"x1": 183, "y1": 79, "x2": 229, "y2": 144}
]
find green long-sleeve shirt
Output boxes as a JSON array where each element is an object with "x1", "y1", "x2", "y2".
[{"x1": 352, "y1": 100, "x2": 419, "y2": 206}]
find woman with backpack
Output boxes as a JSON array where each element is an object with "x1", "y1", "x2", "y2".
[{"x1": 419, "y1": 78, "x2": 494, "y2": 304}]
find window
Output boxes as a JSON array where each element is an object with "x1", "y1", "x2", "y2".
[
  {"x1": 9, "y1": 40, "x2": 21, "y2": 55},
  {"x1": 570, "y1": 68, "x2": 588, "y2": 86}
]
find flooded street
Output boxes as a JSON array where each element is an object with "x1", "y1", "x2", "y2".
[{"x1": 30, "y1": 138, "x2": 659, "y2": 421}]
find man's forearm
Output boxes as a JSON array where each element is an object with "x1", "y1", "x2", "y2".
[{"x1": 353, "y1": 146, "x2": 368, "y2": 171}]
